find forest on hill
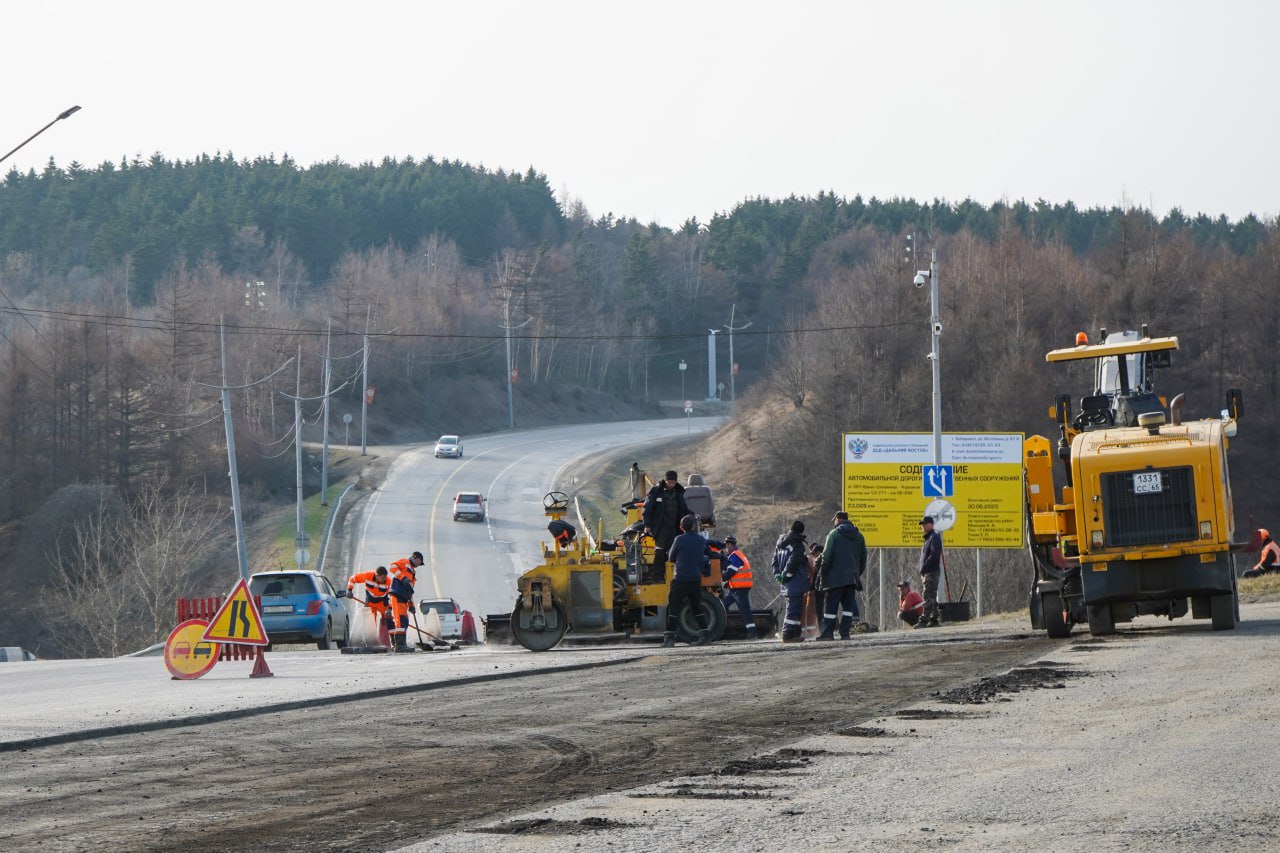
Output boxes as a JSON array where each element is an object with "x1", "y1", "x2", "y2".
[{"x1": 1, "y1": 151, "x2": 1276, "y2": 655}]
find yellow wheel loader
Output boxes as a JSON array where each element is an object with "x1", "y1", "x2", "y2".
[
  {"x1": 485, "y1": 492, "x2": 734, "y2": 651},
  {"x1": 1025, "y1": 326, "x2": 1245, "y2": 637}
]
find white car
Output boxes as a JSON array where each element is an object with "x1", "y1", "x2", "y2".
[
  {"x1": 419, "y1": 598, "x2": 464, "y2": 639},
  {"x1": 452, "y1": 491, "x2": 486, "y2": 522},
  {"x1": 434, "y1": 435, "x2": 463, "y2": 458}
]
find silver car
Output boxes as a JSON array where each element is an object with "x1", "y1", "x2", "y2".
[
  {"x1": 434, "y1": 435, "x2": 463, "y2": 458},
  {"x1": 452, "y1": 491, "x2": 485, "y2": 522}
]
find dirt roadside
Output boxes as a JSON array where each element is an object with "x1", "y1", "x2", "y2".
[{"x1": 0, "y1": 629, "x2": 1054, "y2": 852}]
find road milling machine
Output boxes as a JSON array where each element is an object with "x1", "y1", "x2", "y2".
[
  {"x1": 1025, "y1": 326, "x2": 1245, "y2": 637},
  {"x1": 486, "y1": 491, "x2": 755, "y2": 651}
]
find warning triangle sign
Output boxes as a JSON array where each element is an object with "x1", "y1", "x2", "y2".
[{"x1": 202, "y1": 578, "x2": 269, "y2": 645}]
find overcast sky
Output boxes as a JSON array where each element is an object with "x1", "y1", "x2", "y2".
[{"x1": 5, "y1": 1, "x2": 1275, "y2": 227}]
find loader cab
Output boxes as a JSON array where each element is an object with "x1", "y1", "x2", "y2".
[{"x1": 1048, "y1": 328, "x2": 1176, "y2": 433}]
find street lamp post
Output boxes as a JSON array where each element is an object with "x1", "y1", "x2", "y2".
[
  {"x1": 707, "y1": 330, "x2": 720, "y2": 400},
  {"x1": 914, "y1": 248, "x2": 942, "y2": 465},
  {"x1": 0, "y1": 105, "x2": 81, "y2": 167},
  {"x1": 679, "y1": 360, "x2": 687, "y2": 402}
]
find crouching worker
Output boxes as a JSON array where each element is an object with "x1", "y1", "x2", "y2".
[
  {"x1": 897, "y1": 579, "x2": 925, "y2": 627},
  {"x1": 387, "y1": 551, "x2": 424, "y2": 651},
  {"x1": 773, "y1": 520, "x2": 810, "y2": 643},
  {"x1": 1244, "y1": 529, "x2": 1280, "y2": 578},
  {"x1": 347, "y1": 566, "x2": 393, "y2": 642},
  {"x1": 663, "y1": 515, "x2": 712, "y2": 647}
]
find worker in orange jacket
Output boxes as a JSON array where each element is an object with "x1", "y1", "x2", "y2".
[
  {"x1": 387, "y1": 551, "x2": 424, "y2": 651},
  {"x1": 719, "y1": 535, "x2": 760, "y2": 639},
  {"x1": 347, "y1": 566, "x2": 393, "y2": 640},
  {"x1": 1244, "y1": 529, "x2": 1280, "y2": 578}
]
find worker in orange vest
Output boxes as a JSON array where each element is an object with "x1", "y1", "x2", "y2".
[
  {"x1": 346, "y1": 566, "x2": 393, "y2": 642},
  {"x1": 719, "y1": 535, "x2": 760, "y2": 639},
  {"x1": 387, "y1": 551, "x2": 424, "y2": 651},
  {"x1": 1244, "y1": 529, "x2": 1280, "y2": 577}
]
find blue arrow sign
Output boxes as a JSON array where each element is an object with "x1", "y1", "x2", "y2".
[{"x1": 923, "y1": 464, "x2": 954, "y2": 497}]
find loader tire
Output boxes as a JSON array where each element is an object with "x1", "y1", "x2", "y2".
[
  {"x1": 1086, "y1": 604, "x2": 1115, "y2": 636},
  {"x1": 1042, "y1": 591, "x2": 1071, "y2": 639},
  {"x1": 1210, "y1": 592, "x2": 1236, "y2": 631}
]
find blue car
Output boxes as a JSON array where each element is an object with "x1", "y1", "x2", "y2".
[{"x1": 249, "y1": 570, "x2": 350, "y2": 650}]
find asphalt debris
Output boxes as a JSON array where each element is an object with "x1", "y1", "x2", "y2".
[
  {"x1": 934, "y1": 663, "x2": 1089, "y2": 705},
  {"x1": 474, "y1": 816, "x2": 637, "y2": 835}
]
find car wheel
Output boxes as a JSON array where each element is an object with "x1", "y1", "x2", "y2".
[
  {"x1": 453, "y1": 514, "x2": 460, "y2": 521},
  {"x1": 336, "y1": 617, "x2": 350, "y2": 649},
  {"x1": 317, "y1": 619, "x2": 334, "y2": 650}
]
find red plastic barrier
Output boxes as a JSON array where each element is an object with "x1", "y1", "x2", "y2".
[{"x1": 176, "y1": 595, "x2": 263, "y2": 661}]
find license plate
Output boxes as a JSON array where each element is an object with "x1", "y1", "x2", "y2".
[
  {"x1": 1133, "y1": 472, "x2": 1162, "y2": 494},
  {"x1": 263, "y1": 605, "x2": 293, "y2": 613}
]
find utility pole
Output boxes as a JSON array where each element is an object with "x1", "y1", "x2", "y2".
[
  {"x1": 321, "y1": 323, "x2": 332, "y2": 506},
  {"x1": 200, "y1": 319, "x2": 293, "y2": 581},
  {"x1": 293, "y1": 350, "x2": 305, "y2": 570},
  {"x1": 725, "y1": 303, "x2": 751, "y2": 403},
  {"x1": 360, "y1": 308, "x2": 370, "y2": 456},
  {"x1": 500, "y1": 292, "x2": 533, "y2": 430}
]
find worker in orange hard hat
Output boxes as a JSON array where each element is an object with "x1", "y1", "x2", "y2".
[
  {"x1": 387, "y1": 551, "x2": 424, "y2": 651},
  {"x1": 346, "y1": 566, "x2": 393, "y2": 640},
  {"x1": 1243, "y1": 529, "x2": 1280, "y2": 578}
]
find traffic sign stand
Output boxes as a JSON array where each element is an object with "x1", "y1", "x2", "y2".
[{"x1": 249, "y1": 646, "x2": 273, "y2": 678}]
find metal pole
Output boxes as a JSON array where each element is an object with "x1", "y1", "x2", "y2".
[
  {"x1": 930, "y1": 248, "x2": 942, "y2": 466},
  {"x1": 976, "y1": 549, "x2": 983, "y2": 618},
  {"x1": 728, "y1": 304, "x2": 736, "y2": 403},
  {"x1": 707, "y1": 330, "x2": 718, "y2": 400},
  {"x1": 878, "y1": 549, "x2": 885, "y2": 630},
  {"x1": 294, "y1": 349, "x2": 305, "y2": 571},
  {"x1": 360, "y1": 307, "x2": 370, "y2": 456},
  {"x1": 219, "y1": 321, "x2": 250, "y2": 581},
  {"x1": 505, "y1": 296, "x2": 515, "y2": 430},
  {"x1": 0, "y1": 105, "x2": 80, "y2": 166},
  {"x1": 321, "y1": 324, "x2": 331, "y2": 506}
]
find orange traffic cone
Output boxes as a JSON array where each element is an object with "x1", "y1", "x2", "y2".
[
  {"x1": 249, "y1": 646, "x2": 273, "y2": 678},
  {"x1": 460, "y1": 610, "x2": 477, "y2": 644}
]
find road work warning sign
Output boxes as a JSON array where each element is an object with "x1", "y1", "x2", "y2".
[
  {"x1": 842, "y1": 432, "x2": 1024, "y2": 548},
  {"x1": 201, "y1": 578, "x2": 269, "y2": 645}
]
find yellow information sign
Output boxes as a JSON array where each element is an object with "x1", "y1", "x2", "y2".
[
  {"x1": 201, "y1": 578, "x2": 269, "y2": 645},
  {"x1": 842, "y1": 432, "x2": 1024, "y2": 548}
]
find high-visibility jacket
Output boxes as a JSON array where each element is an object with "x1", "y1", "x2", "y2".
[
  {"x1": 726, "y1": 549, "x2": 752, "y2": 589},
  {"x1": 348, "y1": 570, "x2": 390, "y2": 603},
  {"x1": 389, "y1": 557, "x2": 418, "y2": 602},
  {"x1": 1256, "y1": 539, "x2": 1280, "y2": 570}
]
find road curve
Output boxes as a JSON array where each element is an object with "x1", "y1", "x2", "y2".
[{"x1": 351, "y1": 417, "x2": 722, "y2": 621}]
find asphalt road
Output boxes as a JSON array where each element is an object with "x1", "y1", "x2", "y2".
[
  {"x1": 351, "y1": 418, "x2": 722, "y2": 622},
  {"x1": 0, "y1": 623, "x2": 1054, "y2": 853}
]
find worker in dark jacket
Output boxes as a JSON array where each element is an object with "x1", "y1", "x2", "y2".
[
  {"x1": 643, "y1": 470, "x2": 689, "y2": 573},
  {"x1": 817, "y1": 511, "x2": 868, "y2": 640},
  {"x1": 662, "y1": 515, "x2": 712, "y2": 647},
  {"x1": 773, "y1": 520, "x2": 810, "y2": 643},
  {"x1": 917, "y1": 516, "x2": 942, "y2": 628}
]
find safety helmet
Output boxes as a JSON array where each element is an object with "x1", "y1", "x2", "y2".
[
  {"x1": 1261, "y1": 528, "x2": 1270, "y2": 540},
  {"x1": 724, "y1": 535, "x2": 737, "y2": 545},
  {"x1": 375, "y1": 565, "x2": 388, "y2": 575}
]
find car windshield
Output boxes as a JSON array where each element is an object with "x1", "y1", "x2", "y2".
[
  {"x1": 250, "y1": 575, "x2": 318, "y2": 596},
  {"x1": 457, "y1": 494, "x2": 480, "y2": 504},
  {"x1": 438, "y1": 436, "x2": 458, "y2": 445}
]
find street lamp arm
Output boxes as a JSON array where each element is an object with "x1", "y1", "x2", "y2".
[{"x1": 0, "y1": 105, "x2": 82, "y2": 167}]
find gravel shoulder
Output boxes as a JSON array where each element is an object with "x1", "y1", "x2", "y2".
[{"x1": 401, "y1": 602, "x2": 1280, "y2": 852}]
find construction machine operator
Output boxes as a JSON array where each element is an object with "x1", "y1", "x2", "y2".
[
  {"x1": 387, "y1": 551, "x2": 425, "y2": 651},
  {"x1": 643, "y1": 470, "x2": 689, "y2": 573}
]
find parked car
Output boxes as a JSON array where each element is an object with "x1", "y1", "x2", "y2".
[
  {"x1": 248, "y1": 570, "x2": 350, "y2": 650},
  {"x1": 434, "y1": 434, "x2": 463, "y2": 458},
  {"x1": 0, "y1": 646, "x2": 36, "y2": 662},
  {"x1": 452, "y1": 491, "x2": 486, "y2": 522},
  {"x1": 419, "y1": 598, "x2": 464, "y2": 639}
]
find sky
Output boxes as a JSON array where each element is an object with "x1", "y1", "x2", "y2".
[{"x1": 3, "y1": 0, "x2": 1276, "y2": 227}]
